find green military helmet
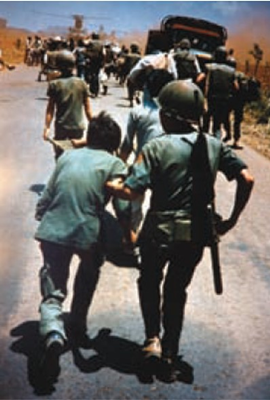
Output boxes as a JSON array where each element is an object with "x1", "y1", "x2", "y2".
[
  {"x1": 178, "y1": 38, "x2": 191, "y2": 50},
  {"x1": 214, "y1": 46, "x2": 228, "y2": 63},
  {"x1": 130, "y1": 41, "x2": 140, "y2": 54},
  {"x1": 56, "y1": 50, "x2": 76, "y2": 71},
  {"x1": 158, "y1": 80, "x2": 204, "y2": 123}
]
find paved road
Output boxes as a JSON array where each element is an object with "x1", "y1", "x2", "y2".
[{"x1": 0, "y1": 66, "x2": 269, "y2": 400}]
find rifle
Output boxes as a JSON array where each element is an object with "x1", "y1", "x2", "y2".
[
  {"x1": 207, "y1": 202, "x2": 223, "y2": 294},
  {"x1": 193, "y1": 90, "x2": 223, "y2": 295}
]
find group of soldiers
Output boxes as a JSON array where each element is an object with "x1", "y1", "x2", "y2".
[
  {"x1": 25, "y1": 32, "x2": 260, "y2": 151},
  {"x1": 127, "y1": 38, "x2": 259, "y2": 149},
  {"x1": 33, "y1": 33, "x2": 255, "y2": 385},
  {"x1": 25, "y1": 33, "x2": 143, "y2": 100}
]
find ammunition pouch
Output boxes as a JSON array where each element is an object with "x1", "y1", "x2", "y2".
[{"x1": 139, "y1": 210, "x2": 191, "y2": 245}]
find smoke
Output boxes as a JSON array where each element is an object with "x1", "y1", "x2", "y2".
[
  {"x1": 120, "y1": 14, "x2": 270, "y2": 68},
  {"x1": 227, "y1": 15, "x2": 270, "y2": 64}
]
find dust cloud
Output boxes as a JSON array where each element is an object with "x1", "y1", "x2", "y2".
[{"x1": 227, "y1": 15, "x2": 270, "y2": 64}]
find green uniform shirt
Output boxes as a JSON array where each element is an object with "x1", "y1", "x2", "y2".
[
  {"x1": 47, "y1": 76, "x2": 90, "y2": 132},
  {"x1": 35, "y1": 147, "x2": 127, "y2": 250},
  {"x1": 206, "y1": 63, "x2": 236, "y2": 100},
  {"x1": 125, "y1": 132, "x2": 247, "y2": 213}
]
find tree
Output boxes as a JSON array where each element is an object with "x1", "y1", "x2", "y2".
[{"x1": 249, "y1": 43, "x2": 263, "y2": 77}]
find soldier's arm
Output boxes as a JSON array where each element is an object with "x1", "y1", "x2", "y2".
[
  {"x1": 216, "y1": 168, "x2": 254, "y2": 235},
  {"x1": 204, "y1": 68, "x2": 211, "y2": 98},
  {"x1": 84, "y1": 96, "x2": 93, "y2": 122},
  {"x1": 119, "y1": 112, "x2": 137, "y2": 162},
  {"x1": 233, "y1": 77, "x2": 240, "y2": 92},
  {"x1": 43, "y1": 97, "x2": 55, "y2": 141},
  {"x1": 106, "y1": 178, "x2": 141, "y2": 201},
  {"x1": 35, "y1": 171, "x2": 57, "y2": 220}
]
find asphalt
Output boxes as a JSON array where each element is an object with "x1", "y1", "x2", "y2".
[{"x1": 0, "y1": 65, "x2": 269, "y2": 400}]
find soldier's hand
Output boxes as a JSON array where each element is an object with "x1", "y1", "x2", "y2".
[
  {"x1": 43, "y1": 127, "x2": 50, "y2": 141},
  {"x1": 71, "y1": 138, "x2": 87, "y2": 148},
  {"x1": 216, "y1": 218, "x2": 236, "y2": 236},
  {"x1": 106, "y1": 178, "x2": 124, "y2": 192}
]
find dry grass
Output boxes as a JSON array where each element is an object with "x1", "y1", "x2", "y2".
[
  {"x1": 242, "y1": 114, "x2": 270, "y2": 160},
  {"x1": 0, "y1": 28, "x2": 28, "y2": 63}
]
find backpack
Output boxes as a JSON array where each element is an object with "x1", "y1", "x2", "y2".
[
  {"x1": 208, "y1": 63, "x2": 235, "y2": 100},
  {"x1": 235, "y1": 73, "x2": 261, "y2": 102},
  {"x1": 174, "y1": 50, "x2": 198, "y2": 81}
]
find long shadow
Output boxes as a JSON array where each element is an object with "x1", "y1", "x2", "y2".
[
  {"x1": 10, "y1": 318, "x2": 194, "y2": 395},
  {"x1": 71, "y1": 328, "x2": 153, "y2": 383},
  {"x1": 9, "y1": 319, "x2": 151, "y2": 394},
  {"x1": 71, "y1": 328, "x2": 194, "y2": 385},
  {"x1": 10, "y1": 320, "x2": 66, "y2": 395}
]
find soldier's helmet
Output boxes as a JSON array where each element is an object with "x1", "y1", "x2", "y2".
[
  {"x1": 178, "y1": 38, "x2": 191, "y2": 50},
  {"x1": 226, "y1": 57, "x2": 237, "y2": 68},
  {"x1": 92, "y1": 32, "x2": 100, "y2": 40},
  {"x1": 130, "y1": 42, "x2": 140, "y2": 54},
  {"x1": 214, "y1": 46, "x2": 228, "y2": 63},
  {"x1": 158, "y1": 80, "x2": 204, "y2": 123},
  {"x1": 56, "y1": 50, "x2": 76, "y2": 71}
]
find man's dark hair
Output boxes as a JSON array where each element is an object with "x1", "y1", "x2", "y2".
[{"x1": 87, "y1": 111, "x2": 121, "y2": 153}]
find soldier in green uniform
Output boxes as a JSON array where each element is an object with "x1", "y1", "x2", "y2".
[
  {"x1": 35, "y1": 112, "x2": 128, "y2": 363},
  {"x1": 107, "y1": 80, "x2": 254, "y2": 382},
  {"x1": 43, "y1": 49, "x2": 92, "y2": 158},
  {"x1": 84, "y1": 33, "x2": 106, "y2": 98},
  {"x1": 203, "y1": 46, "x2": 238, "y2": 139},
  {"x1": 224, "y1": 58, "x2": 250, "y2": 149},
  {"x1": 172, "y1": 38, "x2": 205, "y2": 84}
]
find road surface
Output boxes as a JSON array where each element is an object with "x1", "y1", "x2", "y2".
[{"x1": 0, "y1": 66, "x2": 269, "y2": 399}]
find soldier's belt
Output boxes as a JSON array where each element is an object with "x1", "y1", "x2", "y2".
[{"x1": 140, "y1": 210, "x2": 191, "y2": 244}]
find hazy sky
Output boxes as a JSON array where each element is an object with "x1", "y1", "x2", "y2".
[{"x1": 0, "y1": 1, "x2": 270, "y2": 37}]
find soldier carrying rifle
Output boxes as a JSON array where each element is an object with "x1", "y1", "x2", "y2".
[{"x1": 106, "y1": 80, "x2": 254, "y2": 383}]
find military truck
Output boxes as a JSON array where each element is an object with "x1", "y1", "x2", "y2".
[{"x1": 145, "y1": 15, "x2": 228, "y2": 70}]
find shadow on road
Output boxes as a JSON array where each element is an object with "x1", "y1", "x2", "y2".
[
  {"x1": 10, "y1": 320, "x2": 62, "y2": 396},
  {"x1": 71, "y1": 328, "x2": 194, "y2": 385},
  {"x1": 71, "y1": 327, "x2": 153, "y2": 383},
  {"x1": 10, "y1": 321, "x2": 194, "y2": 395}
]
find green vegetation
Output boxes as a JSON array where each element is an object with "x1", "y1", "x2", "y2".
[{"x1": 247, "y1": 90, "x2": 270, "y2": 126}]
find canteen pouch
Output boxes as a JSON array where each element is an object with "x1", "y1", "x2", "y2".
[{"x1": 139, "y1": 210, "x2": 191, "y2": 245}]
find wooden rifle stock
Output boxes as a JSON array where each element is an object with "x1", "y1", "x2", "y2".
[{"x1": 207, "y1": 202, "x2": 223, "y2": 295}]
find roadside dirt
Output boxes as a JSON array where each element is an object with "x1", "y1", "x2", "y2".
[{"x1": 242, "y1": 115, "x2": 270, "y2": 160}]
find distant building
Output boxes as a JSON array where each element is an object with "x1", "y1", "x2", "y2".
[{"x1": 0, "y1": 18, "x2": 7, "y2": 29}]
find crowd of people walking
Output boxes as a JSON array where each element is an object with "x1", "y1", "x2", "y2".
[{"x1": 33, "y1": 33, "x2": 255, "y2": 384}]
